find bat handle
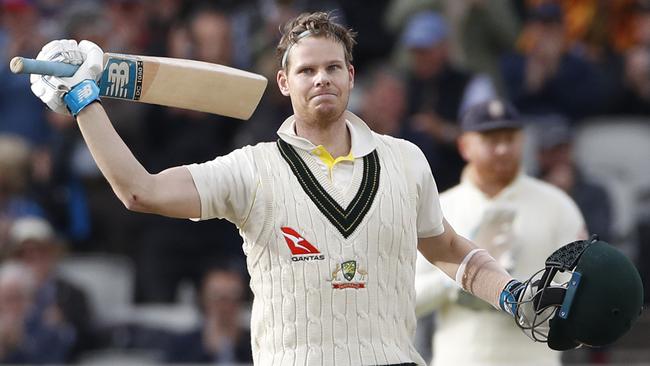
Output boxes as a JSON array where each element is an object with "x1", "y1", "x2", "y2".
[{"x1": 10, "y1": 57, "x2": 80, "y2": 77}]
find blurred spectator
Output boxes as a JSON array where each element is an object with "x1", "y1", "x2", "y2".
[
  {"x1": 1, "y1": 0, "x2": 52, "y2": 146},
  {"x1": 451, "y1": 0, "x2": 520, "y2": 94},
  {"x1": 0, "y1": 260, "x2": 75, "y2": 364},
  {"x1": 545, "y1": 0, "x2": 650, "y2": 116},
  {"x1": 356, "y1": 64, "x2": 408, "y2": 136},
  {"x1": 232, "y1": 2, "x2": 299, "y2": 147},
  {"x1": 0, "y1": 134, "x2": 45, "y2": 250},
  {"x1": 612, "y1": 45, "x2": 650, "y2": 115},
  {"x1": 164, "y1": 266, "x2": 252, "y2": 364},
  {"x1": 385, "y1": 0, "x2": 521, "y2": 95},
  {"x1": 501, "y1": 3, "x2": 609, "y2": 120},
  {"x1": 335, "y1": 0, "x2": 395, "y2": 71},
  {"x1": 608, "y1": 3, "x2": 650, "y2": 115},
  {"x1": 535, "y1": 115, "x2": 613, "y2": 243},
  {"x1": 6, "y1": 216, "x2": 97, "y2": 361},
  {"x1": 400, "y1": 10, "x2": 496, "y2": 191},
  {"x1": 28, "y1": 111, "x2": 93, "y2": 246},
  {"x1": 556, "y1": 0, "x2": 638, "y2": 57},
  {"x1": 104, "y1": 0, "x2": 149, "y2": 53},
  {"x1": 144, "y1": 5, "x2": 242, "y2": 169},
  {"x1": 135, "y1": 5, "x2": 245, "y2": 302}
]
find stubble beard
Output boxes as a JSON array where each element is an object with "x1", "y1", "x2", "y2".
[
  {"x1": 313, "y1": 105, "x2": 344, "y2": 127},
  {"x1": 301, "y1": 96, "x2": 347, "y2": 129},
  {"x1": 488, "y1": 162, "x2": 520, "y2": 187}
]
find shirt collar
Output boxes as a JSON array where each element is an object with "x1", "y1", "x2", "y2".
[
  {"x1": 460, "y1": 168, "x2": 525, "y2": 201},
  {"x1": 276, "y1": 110, "x2": 377, "y2": 158}
]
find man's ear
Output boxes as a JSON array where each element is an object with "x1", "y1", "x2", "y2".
[
  {"x1": 458, "y1": 133, "x2": 471, "y2": 162},
  {"x1": 277, "y1": 69, "x2": 290, "y2": 96},
  {"x1": 348, "y1": 64, "x2": 355, "y2": 89}
]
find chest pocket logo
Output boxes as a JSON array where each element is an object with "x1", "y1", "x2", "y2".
[{"x1": 281, "y1": 227, "x2": 325, "y2": 262}]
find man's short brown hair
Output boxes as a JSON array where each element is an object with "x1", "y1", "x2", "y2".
[{"x1": 276, "y1": 11, "x2": 357, "y2": 69}]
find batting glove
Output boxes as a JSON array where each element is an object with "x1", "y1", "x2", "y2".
[{"x1": 30, "y1": 39, "x2": 103, "y2": 115}]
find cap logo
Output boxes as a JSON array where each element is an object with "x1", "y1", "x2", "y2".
[{"x1": 488, "y1": 100, "x2": 505, "y2": 119}]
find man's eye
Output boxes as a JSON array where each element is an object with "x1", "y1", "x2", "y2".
[
  {"x1": 300, "y1": 68, "x2": 313, "y2": 74},
  {"x1": 328, "y1": 64, "x2": 341, "y2": 71}
]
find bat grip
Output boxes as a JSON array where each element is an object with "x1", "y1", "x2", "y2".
[{"x1": 10, "y1": 57, "x2": 80, "y2": 77}]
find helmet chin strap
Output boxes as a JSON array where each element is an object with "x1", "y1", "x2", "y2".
[{"x1": 533, "y1": 281, "x2": 566, "y2": 311}]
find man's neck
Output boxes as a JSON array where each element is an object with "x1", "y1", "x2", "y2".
[
  {"x1": 295, "y1": 115, "x2": 351, "y2": 158},
  {"x1": 465, "y1": 166, "x2": 515, "y2": 198}
]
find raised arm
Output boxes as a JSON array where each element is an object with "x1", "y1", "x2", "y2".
[
  {"x1": 76, "y1": 104, "x2": 200, "y2": 218},
  {"x1": 29, "y1": 40, "x2": 201, "y2": 219}
]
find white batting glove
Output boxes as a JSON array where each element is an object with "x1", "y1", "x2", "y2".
[
  {"x1": 472, "y1": 206, "x2": 517, "y2": 270},
  {"x1": 30, "y1": 39, "x2": 103, "y2": 115}
]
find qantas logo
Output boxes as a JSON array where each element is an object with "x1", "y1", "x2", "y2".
[{"x1": 280, "y1": 227, "x2": 325, "y2": 262}]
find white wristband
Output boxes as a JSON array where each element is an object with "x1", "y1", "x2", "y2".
[{"x1": 455, "y1": 248, "x2": 487, "y2": 286}]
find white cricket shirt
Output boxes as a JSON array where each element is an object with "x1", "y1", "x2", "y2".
[{"x1": 186, "y1": 111, "x2": 444, "y2": 365}]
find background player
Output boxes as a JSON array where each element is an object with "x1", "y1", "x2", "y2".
[{"x1": 415, "y1": 99, "x2": 586, "y2": 366}]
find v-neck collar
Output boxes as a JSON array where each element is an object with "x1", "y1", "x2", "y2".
[
  {"x1": 276, "y1": 110, "x2": 377, "y2": 158},
  {"x1": 277, "y1": 139, "x2": 381, "y2": 239}
]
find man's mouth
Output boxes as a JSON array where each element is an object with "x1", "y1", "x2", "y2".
[{"x1": 311, "y1": 93, "x2": 336, "y2": 100}]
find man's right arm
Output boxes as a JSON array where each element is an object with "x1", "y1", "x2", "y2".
[
  {"x1": 28, "y1": 40, "x2": 201, "y2": 219},
  {"x1": 77, "y1": 103, "x2": 201, "y2": 219}
]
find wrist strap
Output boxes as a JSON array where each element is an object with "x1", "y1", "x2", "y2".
[
  {"x1": 499, "y1": 279, "x2": 522, "y2": 316},
  {"x1": 64, "y1": 79, "x2": 100, "y2": 117}
]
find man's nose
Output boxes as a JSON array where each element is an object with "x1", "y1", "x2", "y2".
[
  {"x1": 494, "y1": 142, "x2": 511, "y2": 155},
  {"x1": 314, "y1": 69, "x2": 331, "y2": 87}
]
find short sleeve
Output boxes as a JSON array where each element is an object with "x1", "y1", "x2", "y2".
[
  {"x1": 185, "y1": 146, "x2": 258, "y2": 227},
  {"x1": 400, "y1": 140, "x2": 445, "y2": 238}
]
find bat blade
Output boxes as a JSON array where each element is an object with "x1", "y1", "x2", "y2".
[{"x1": 10, "y1": 53, "x2": 268, "y2": 120}]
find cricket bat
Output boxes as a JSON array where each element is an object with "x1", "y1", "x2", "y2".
[{"x1": 10, "y1": 53, "x2": 267, "y2": 120}]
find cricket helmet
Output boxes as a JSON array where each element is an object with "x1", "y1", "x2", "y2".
[{"x1": 512, "y1": 236, "x2": 644, "y2": 350}]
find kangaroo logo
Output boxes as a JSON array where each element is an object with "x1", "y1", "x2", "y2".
[
  {"x1": 330, "y1": 260, "x2": 367, "y2": 289},
  {"x1": 281, "y1": 227, "x2": 319, "y2": 254}
]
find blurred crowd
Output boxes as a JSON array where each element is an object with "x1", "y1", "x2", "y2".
[{"x1": 1, "y1": 0, "x2": 650, "y2": 364}]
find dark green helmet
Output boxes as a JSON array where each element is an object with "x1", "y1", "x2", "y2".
[{"x1": 514, "y1": 236, "x2": 644, "y2": 350}]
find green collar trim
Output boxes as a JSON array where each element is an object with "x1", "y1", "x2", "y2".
[{"x1": 277, "y1": 139, "x2": 380, "y2": 238}]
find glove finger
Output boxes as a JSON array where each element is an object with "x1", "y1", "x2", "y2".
[
  {"x1": 79, "y1": 40, "x2": 104, "y2": 76},
  {"x1": 78, "y1": 40, "x2": 102, "y2": 55},
  {"x1": 39, "y1": 40, "x2": 65, "y2": 59},
  {"x1": 43, "y1": 40, "x2": 79, "y2": 63},
  {"x1": 60, "y1": 39, "x2": 78, "y2": 52},
  {"x1": 47, "y1": 98, "x2": 70, "y2": 116},
  {"x1": 42, "y1": 39, "x2": 75, "y2": 61},
  {"x1": 31, "y1": 80, "x2": 46, "y2": 98},
  {"x1": 30, "y1": 72, "x2": 41, "y2": 84},
  {"x1": 63, "y1": 40, "x2": 83, "y2": 65}
]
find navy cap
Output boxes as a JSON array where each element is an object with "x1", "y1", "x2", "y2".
[
  {"x1": 401, "y1": 11, "x2": 448, "y2": 48},
  {"x1": 460, "y1": 99, "x2": 523, "y2": 132}
]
